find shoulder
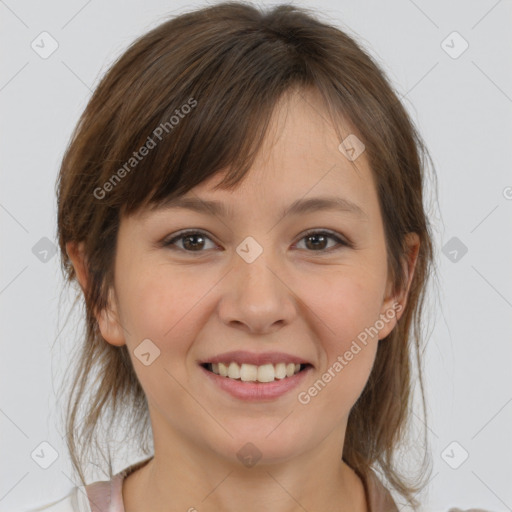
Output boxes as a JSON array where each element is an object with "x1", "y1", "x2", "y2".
[
  {"x1": 25, "y1": 487, "x2": 90, "y2": 512},
  {"x1": 27, "y1": 457, "x2": 151, "y2": 512}
]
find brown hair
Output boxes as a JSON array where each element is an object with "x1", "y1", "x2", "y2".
[{"x1": 56, "y1": 1, "x2": 438, "y2": 507}]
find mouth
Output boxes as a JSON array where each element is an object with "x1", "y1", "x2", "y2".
[{"x1": 200, "y1": 361, "x2": 313, "y2": 384}]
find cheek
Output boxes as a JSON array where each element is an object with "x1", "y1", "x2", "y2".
[
  {"x1": 295, "y1": 270, "x2": 383, "y2": 406},
  {"x1": 118, "y1": 266, "x2": 216, "y2": 353},
  {"x1": 117, "y1": 269, "x2": 211, "y2": 404},
  {"x1": 118, "y1": 272, "x2": 236, "y2": 449},
  {"x1": 308, "y1": 267, "x2": 386, "y2": 344}
]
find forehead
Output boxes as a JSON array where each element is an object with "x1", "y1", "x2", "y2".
[{"x1": 133, "y1": 88, "x2": 378, "y2": 223}]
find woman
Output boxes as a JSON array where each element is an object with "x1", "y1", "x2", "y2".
[{"x1": 30, "y1": 2, "x2": 487, "y2": 511}]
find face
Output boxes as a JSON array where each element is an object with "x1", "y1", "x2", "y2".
[{"x1": 83, "y1": 89, "x2": 418, "y2": 468}]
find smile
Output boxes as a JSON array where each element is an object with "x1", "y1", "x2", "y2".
[
  {"x1": 200, "y1": 361, "x2": 313, "y2": 401},
  {"x1": 202, "y1": 361, "x2": 310, "y2": 383}
]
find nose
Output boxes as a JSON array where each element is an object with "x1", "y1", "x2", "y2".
[{"x1": 216, "y1": 249, "x2": 297, "y2": 335}]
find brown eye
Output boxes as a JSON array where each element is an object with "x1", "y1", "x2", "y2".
[
  {"x1": 164, "y1": 230, "x2": 216, "y2": 252},
  {"x1": 295, "y1": 230, "x2": 349, "y2": 252},
  {"x1": 163, "y1": 228, "x2": 351, "y2": 255}
]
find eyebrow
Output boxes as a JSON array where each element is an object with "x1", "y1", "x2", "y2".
[{"x1": 154, "y1": 195, "x2": 367, "y2": 221}]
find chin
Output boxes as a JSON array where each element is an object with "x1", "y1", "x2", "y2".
[{"x1": 207, "y1": 423, "x2": 314, "y2": 468}]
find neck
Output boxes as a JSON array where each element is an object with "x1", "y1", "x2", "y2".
[{"x1": 122, "y1": 433, "x2": 367, "y2": 512}]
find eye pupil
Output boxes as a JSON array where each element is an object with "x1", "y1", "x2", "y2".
[
  {"x1": 305, "y1": 233, "x2": 327, "y2": 251},
  {"x1": 183, "y1": 234, "x2": 204, "y2": 250}
]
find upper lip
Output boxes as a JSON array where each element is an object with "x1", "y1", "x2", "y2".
[{"x1": 199, "y1": 350, "x2": 313, "y2": 367}]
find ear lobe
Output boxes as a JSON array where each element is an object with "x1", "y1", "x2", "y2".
[
  {"x1": 66, "y1": 241, "x2": 126, "y2": 347},
  {"x1": 378, "y1": 232, "x2": 421, "y2": 339},
  {"x1": 97, "y1": 287, "x2": 126, "y2": 347}
]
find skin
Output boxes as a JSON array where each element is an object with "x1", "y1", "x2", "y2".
[{"x1": 68, "y1": 88, "x2": 419, "y2": 512}]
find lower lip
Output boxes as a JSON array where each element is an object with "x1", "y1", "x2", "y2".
[{"x1": 200, "y1": 365, "x2": 312, "y2": 401}]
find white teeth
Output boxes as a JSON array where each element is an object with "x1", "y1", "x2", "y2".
[
  {"x1": 240, "y1": 363, "x2": 258, "y2": 382},
  {"x1": 257, "y1": 364, "x2": 275, "y2": 383},
  {"x1": 207, "y1": 361, "x2": 305, "y2": 382},
  {"x1": 275, "y1": 363, "x2": 286, "y2": 379},
  {"x1": 227, "y1": 362, "x2": 240, "y2": 379},
  {"x1": 218, "y1": 362, "x2": 228, "y2": 377}
]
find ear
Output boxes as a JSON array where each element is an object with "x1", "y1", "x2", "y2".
[
  {"x1": 66, "y1": 241, "x2": 126, "y2": 347},
  {"x1": 377, "y1": 232, "x2": 420, "y2": 340}
]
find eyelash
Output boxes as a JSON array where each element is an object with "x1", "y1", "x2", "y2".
[{"x1": 162, "y1": 228, "x2": 352, "y2": 255}]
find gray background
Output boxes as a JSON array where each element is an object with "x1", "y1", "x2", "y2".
[{"x1": 1, "y1": 0, "x2": 511, "y2": 510}]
